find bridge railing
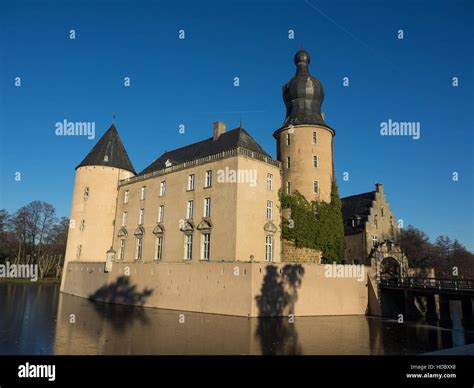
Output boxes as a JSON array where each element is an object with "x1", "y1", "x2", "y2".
[{"x1": 379, "y1": 277, "x2": 474, "y2": 291}]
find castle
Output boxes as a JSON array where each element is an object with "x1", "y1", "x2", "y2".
[{"x1": 60, "y1": 50, "x2": 400, "y2": 317}]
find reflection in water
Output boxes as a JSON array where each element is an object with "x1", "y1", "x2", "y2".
[{"x1": 1, "y1": 284, "x2": 473, "y2": 355}]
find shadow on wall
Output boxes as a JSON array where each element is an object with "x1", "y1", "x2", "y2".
[
  {"x1": 255, "y1": 265, "x2": 305, "y2": 355},
  {"x1": 88, "y1": 276, "x2": 154, "y2": 332}
]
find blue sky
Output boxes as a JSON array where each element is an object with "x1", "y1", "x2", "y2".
[{"x1": 1, "y1": 0, "x2": 472, "y2": 250}]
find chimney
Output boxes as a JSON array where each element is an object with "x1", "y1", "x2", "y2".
[
  {"x1": 213, "y1": 121, "x2": 226, "y2": 140},
  {"x1": 375, "y1": 183, "x2": 384, "y2": 193}
]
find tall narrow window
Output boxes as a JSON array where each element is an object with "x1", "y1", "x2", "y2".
[
  {"x1": 204, "y1": 197, "x2": 211, "y2": 218},
  {"x1": 184, "y1": 234, "x2": 193, "y2": 260},
  {"x1": 381, "y1": 207, "x2": 384, "y2": 217},
  {"x1": 79, "y1": 219, "x2": 85, "y2": 231},
  {"x1": 76, "y1": 244, "x2": 82, "y2": 259},
  {"x1": 135, "y1": 238, "x2": 143, "y2": 260},
  {"x1": 201, "y1": 233, "x2": 210, "y2": 260},
  {"x1": 286, "y1": 181, "x2": 291, "y2": 194},
  {"x1": 286, "y1": 133, "x2": 291, "y2": 145},
  {"x1": 265, "y1": 236, "x2": 273, "y2": 262},
  {"x1": 287, "y1": 156, "x2": 291, "y2": 169},
  {"x1": 374, "y1": 215, "x2": 378, "y2": 228},
  {"x1": 266, "y1": 200, "x2": 273, "y2": 220},
  {"x1": 140, "y1": 186, "x2": 147, "y2": 200},
  {"x1": 83, "y1": 187, "x2": 89, "y2": 201},
  {"x1": 122, "y1": 211, "x2": 128, "y2": 227},
  {"x1": 155, "y1": 236, "x2": 163, "y2": 261},
  {"x1": 267, "y1": 173, "x2": 273, "y2": 190},
  {"x1": 158, "y1": 205, "x2": 164, "y2": 223},
  {"x1": 313, "y1": 180, "x2": 319, "y2": 193},
  {"x1": 187, "y1": 200, "x2": 194, "y2": 219},
  {"x1": 188, "y1": 174, "x2": 195, "y2": 191},
  {"x1": 159, "y1": 181, "x2": 166, "y2": 197},
  {"x1": 139, "y1": 208, "x2": 145, "y2": 225},
  {"x1": 312, "y1": 131, "x2": 317, "y2": 144},
  {"x1": 124, "y1": 190, "x2": 129, "y2": 204},
  {"x1": 119, "y1": 239, "x2": 126, "y2": 261},
  {"x1": 372, "y1": 235, "x2": 378, "y2": 248},
  {"x1": 313, "y1": 155, "x2": 318, "y2": 168},
  {"x1": 205, "y1": 170, "x2": 212, "y2": 188}
]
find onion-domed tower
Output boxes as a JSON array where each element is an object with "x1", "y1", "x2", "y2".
[{"x1": 274, "y1": 49, "x2": 335, "y2": 203}]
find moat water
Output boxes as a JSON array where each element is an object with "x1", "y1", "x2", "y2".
[{"x1": 1, "y1": 283, "x2": 473, "y2": 355}]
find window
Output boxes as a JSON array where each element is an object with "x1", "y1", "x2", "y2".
[
  {"x1": 184, "y1": 234, "x2": 193, "y2": 260},
  {"x1": 313, "y1": 155, "x2": 318, "y2": 168},
  {"x1": 188, "y1": 174, "x2": 195, "y2": 191},
  {"x1": 267, "y1": 173, "x2": 273, "y2": 190},
  {"x1": 372, "y1": 235, "x2": 378, "y2": 248},
  {"x1": 374, "y1": 215, "x2": 378, "y2": 228},
  {"x1": 313, "y1": 180, "x2": 319, "y2": 193},
  {"x1": 266, "y1": 200, "x2": 273, "y2": 220},
  {"x1": 135, "y1": 237, "x2": 143, "y2": 260},
  {"x1": 83, "y1": 187, "x2": 89, "y2": 201},
  {"x1": 205, "y1": 170, "x2": 212, "y2": 188},
  {"x1": 204, "y1": 197, "x2": 211, "y2": 218},
  {"x1": 155, "y1": 236, "x2": 163, "y2": 261},
  {"x1": 119, "y1": 239, "x2": 126, "y2": 261},
  {"x1": 139, "y1": 208, "x2": 145, "y2": 225},
  {"x1": 286, "y1": 133, "x2": 291, "y2": 145},
  {"x1": 124, "y1": 190, "x2": 129, "y2": 204},
  {"x1": 76, "y1": 244, "x2": 82, "y2": 259},
  {"x1": 158, "y1": 205, "x2": 164, "y2": 223},
  {"x1": 122, "y1": 211, "x2": 127, "y2": 227},
  {"x1": 201, "y1": 233, "x2": 210, "y2": 260},
  {"x1": 312, "y1": 131, "x2": 317, "y2": 144},
  {"x1": 381, "y1": 207, "x2": 384, "y2": 217},
  {"x1": 187, "y1": 200, "x2": 194, "y2": 219},
  {"x1": 286, "y1": 181, "x2": 291, "y2": 194},
  {"x1": 265, "y1": 236, "x2": 273, "y2": 262},
  {"x1": 287, "y1": 156, "x2": 291, "y2": 169},
  {"x1": 79, "y1": 219, "x2": 85, "y2": 231},
  {"x1": 159, "y1": 181, "x2": 166, "y2": 197},
  {"x1": 140, "y1": 186, "x2": 147, "y2": 200}
]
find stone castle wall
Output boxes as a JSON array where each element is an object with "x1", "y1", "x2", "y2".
[{"x1": 281, "y1": 240, "x2": 321, "y2": 264}]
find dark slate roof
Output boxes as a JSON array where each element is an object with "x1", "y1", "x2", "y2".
[
  {"x1": 139, "y1": 127, "x2": 270, "y2": 176},
  {"x1": 341, "y1": 191, "x2": 375, "y2": 235},
  {"x1": 77, "y1": 124, "x2": 136, "y2": 173}
]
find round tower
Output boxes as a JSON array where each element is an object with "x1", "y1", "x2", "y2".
[
  {"x1": 274, "y1": 49, "x2": 335, "y2": 203},
  {"x1": 61, "y1": 123, "x2": 135, "y2": 290}
]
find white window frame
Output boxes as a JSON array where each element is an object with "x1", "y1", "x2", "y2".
[
  {"x1": 201, "y1": 233, "x2": 210, "y2": 261},
  {"x1": 155, "y1": 236, "x2": 163, "y2": 261},
  {"x1": 372, "y1": 235, "x2": 378, "y2": 248},
  {"x1": 135, "y1": 237, "x2": 143, "y2": 260},
  {"x1": 205, "y1": 170, "x2": 212, "y2": 188},
  {"x1": 204, "y1": 197, "x2": 211, "y2": 218},
  {"x1": 187, "y1": 200, "x2": 194, "y2": 220},
  {"x1": 184, "y1": 234, "x2": 193, "y2": 260},
  {"x1": 122, "y1": 211, "x2": 127, "y2": 227},
  {"x1": 139, "y1": 208, "x2": 145, "y2": 225},
  {"x1": 286, "y1": 181, "x2": 291, "y2": 194},
  {"x1": 119, "y1": 239, "x2": 126, "y2": 261},
  {"x1": 266, "y1": 200, "x2": 273, "y2": 220},
  {"x1": 286, "y1": 133, "x2": 290, "y2": 145},
  {"x1": 158, "y1": 205, "x2": 164, "y2": 223},
  {"x1": 188, "y1": 174, "x2": 195, "y2": 191},
  {"x1": 267, "y1": 173, "x2": 273, "y2": 191},
  {"x1": 140, "y1": 186, "x2": 147, "y2": 200},
  {"x1": 124, "y1": 190, "x2": 129, "y2": 204},
  {"x1": 265, "y1": 236, "x2": 273, "y2": 262},
  {"x1": 159, "y1": 181, "x2": 166, "y2": 197}
]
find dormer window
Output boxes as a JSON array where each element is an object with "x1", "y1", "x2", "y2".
[
  {"x1": 165, "y1": 159, "x2": 173, "y2": 168},
  {"x1": 103, "y1": 155, "x2": 109, "y2": 162}
]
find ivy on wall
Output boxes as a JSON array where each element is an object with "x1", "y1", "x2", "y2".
[{"x1": 279, "y1": 180, "x2": 345, "y2": 263}]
